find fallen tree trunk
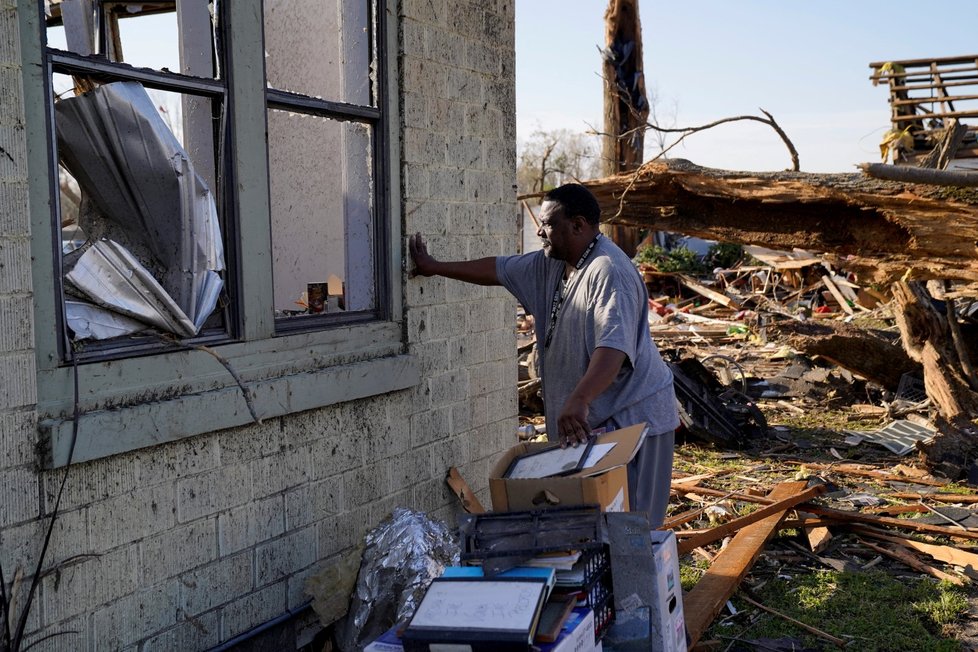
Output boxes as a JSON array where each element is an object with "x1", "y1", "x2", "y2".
[
  {"x1": 776, "y1": 320, "x2": 919, "y2": 390},
  {"x1": 584, "y1": 159, "x2": 978, "y2": 287}
]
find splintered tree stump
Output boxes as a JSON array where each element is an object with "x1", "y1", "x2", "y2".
[
  {"x1": 776, "y1": 320, "x2": 918, "y2": 390},
  {"x1": 890, "y1": 281, "x2": 978, "y2": 477},
  {"x1": 891, "y1": 281, "x2": 978, "y2": 419}
]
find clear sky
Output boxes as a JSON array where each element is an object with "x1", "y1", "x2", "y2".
[{"x1": 516, "y1": 1, "x2": 978, "y2": 173}]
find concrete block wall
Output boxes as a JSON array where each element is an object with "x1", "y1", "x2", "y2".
[
  {"x1": 401, "y1": 0, "x2": 519, "y2": 507},
  {"x1": 0, "y1": 0, "x2": 517, "y2": 650}
]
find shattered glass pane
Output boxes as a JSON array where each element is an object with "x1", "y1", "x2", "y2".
[
  {"x1": 111, "y1": 6, "x2": 180, "y2": 72},
  {"x1": 263, "y1": 0, "x2": 373, "y2": 106},
  {"x1": 45, "y1": 1, "x2": 218, "y2": 79},
  {"x1": 267, "y1": 110, "x2": 376, "y2": 318}
]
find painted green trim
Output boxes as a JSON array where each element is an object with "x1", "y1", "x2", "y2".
[
  {"x1": 384, "y1": 0, "x2": 404, "y2": 325},
  {"x1": 37, "y1": 321, "x2": 405, "y2": 418},
  {"x1": 40, "y1": 353, "x2": 420, "y2": 467},
  {"x1": 21, "y1": 0, "x2": 62, "y2": 371},
  {"x1": 226, "y1": 1, "x2": 275, "y2": 340}
]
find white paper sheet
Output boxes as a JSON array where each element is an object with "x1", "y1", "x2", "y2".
[{"x1": 583, "y1": 442, "x2": 617, "y2": 469}]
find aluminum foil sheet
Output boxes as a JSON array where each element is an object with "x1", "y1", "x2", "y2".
[{"x1": 338, "y1": 508, "x2": 459, "y2": 652}]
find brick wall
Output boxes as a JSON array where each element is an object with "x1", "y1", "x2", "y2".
[{"x1": 0, "y1": 0, "x2": 517, "y2": 649}]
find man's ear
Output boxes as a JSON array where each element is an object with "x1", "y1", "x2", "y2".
[{"x1": 570, "y1": 215, "x2": 587, "y2": 233}]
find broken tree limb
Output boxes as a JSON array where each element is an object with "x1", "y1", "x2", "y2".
[
  {"x1": 584, "y1": 159, "x2": 978, "y2": 287},
  {"x1": 683, "y1": 481, "x2": 808, "y2": 648},
  {"x1": 739, "y1": 591, "x2": 848, "y2": 648},
  {"x1": 859, "y1": 162, "x2": 978, "y2": 187},
  {"x1": 671, "y1": 482, "x2": 774, "y2": 506},
  {"x1": 643, "y1": 110, "x2": 800, "y2": 172},
  {"x1": 676, "y1": 484, "x2": 825, "y2": 555}
]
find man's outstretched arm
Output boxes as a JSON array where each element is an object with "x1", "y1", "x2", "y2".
[{"x1": 409, "y1": 233, "x2": 500, "y2": 286}]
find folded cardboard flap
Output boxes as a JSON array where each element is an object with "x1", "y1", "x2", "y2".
[{"x1": 488, "y1": 423, "x2": 649, "y2": 513}]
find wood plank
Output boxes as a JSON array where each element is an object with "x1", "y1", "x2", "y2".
[
  {"x1": 445, "y1": 467, "x2": 485, "y2": 514},
  {"x1": 821, "y1": 275, "x2": 855, "y2": 315},
  {"x1": 804, "y1": 505, "x2": 978, "y2": 541},
  {"x1": 853, "y1": 525, "x2": 978, "y2": 575},
  {"x1": 793, "y1": 462, "x2": 947, "y2": 487},
  {"x1": 683, "y1": 481, "x2": 808, "y2": 648},
  {"x1": 677, "y1": 274, "x2": 743, "y2": 310},
  {"x1": 677, "y1": 484, "x2": 825, "y2": 555},
  {"x1": 857, "y1": 538, "x2": 965, "y2": 585},
  {"x1": 672, "y1": 483, "x2": 774, "y2": 505},
  {"x1": 886, "y1": 492, "x2": 978, "y2": 504},
  {"x1": 800, "y1": 512, "x2": 833, "y2": 554}
]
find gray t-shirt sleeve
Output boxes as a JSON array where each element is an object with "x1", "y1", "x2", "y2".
[{"x1": 496, "y1": 250, "x2": 550, "y2": 316}]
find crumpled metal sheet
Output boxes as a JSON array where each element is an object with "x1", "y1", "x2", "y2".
[
  {"x1": 55, "y1": 81, "x2": 224, "y2": 338},
  {"x1": 338, "y1": 508, "x2": 459, "y2": 652},
  {"x1": 67, "y1": 239, "x2": 200, "y2": 337},
  {"x1": 64, "y1": 299, "x2": 147, "y2": 340}
]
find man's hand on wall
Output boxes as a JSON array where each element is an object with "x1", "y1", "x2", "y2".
[{"x1": 409, "y1": 233, "x2": 437, "y2": 277}]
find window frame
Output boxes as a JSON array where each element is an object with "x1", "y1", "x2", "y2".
[{"x1": 21, "y1": 0, "x2": 413, "y2": 468}]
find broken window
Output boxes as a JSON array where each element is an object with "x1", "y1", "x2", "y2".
[
  {"x1": 263, "y1": 0, "x2": 385, "y2": 325},
  {"x1": 43, "y1": 0, "x2": 229, "y2": 354}
]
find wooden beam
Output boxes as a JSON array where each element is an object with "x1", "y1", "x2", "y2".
[
  {"x1": 854, "y1": 525, "x2": 978, "y2": 576},
  {"x1": 677, "y1": 274, "x2": 742, "y2": 310},
  {"x1": 683, "y1": 481, "x2": 808, "y2": 648},
  {"x1": 445, "y1": 467, "x2": 484, "y2": 514},
  {"x1": 804, "y1": 505, "x2": 978, "y2": 541},
  {"x1": 677, "y1": 484, "x2": 825, "y2": 555},
  {"x1": 885, "y1": 492, "x2": 978, "y2": 503},
  {"x1": 857, "y1": 538, "x2": 965, "y2": 585}
]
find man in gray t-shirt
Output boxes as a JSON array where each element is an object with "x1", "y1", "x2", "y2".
[{"x1": 409, "y1": 183, "x2": 678, "y2": 526}]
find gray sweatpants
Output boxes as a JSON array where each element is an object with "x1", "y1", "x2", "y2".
[{"x1": 626, "y1": 430, "x2": 675, "y2": 528}]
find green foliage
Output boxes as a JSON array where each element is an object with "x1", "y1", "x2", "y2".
[
  {"x1": 679, "y1": 558, "x2": 710, "y2": 592},
  {"x1": 633, "y1": 245, "x2": 707, "y2": 274},
  {"x1": 720, "y1": 570, "x2": 967, "y2": 651},
  {"x1": 704, "y1": 242, "x2": 743, "y2": 270}
]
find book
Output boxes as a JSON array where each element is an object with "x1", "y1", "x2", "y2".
[
  {"x1": 401, "y1": 577, "x2": 549, "y2": 652},
  {"x1": 534, "y1": 594, "x2": 577, "y2": 643}
]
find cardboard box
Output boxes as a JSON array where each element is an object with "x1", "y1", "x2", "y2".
[
  {"x1": 489, "y1": 424, "x2": 647, "y2": 513},
  {"x1": 538, "y1": 607, "x2": 598, "y2": 652}
]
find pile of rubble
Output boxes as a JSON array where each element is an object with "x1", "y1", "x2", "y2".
[{"x1": 514, "y1": 243, "x2": 978, "y2": 648}]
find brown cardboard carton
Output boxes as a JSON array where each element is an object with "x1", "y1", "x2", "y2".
[{"x1": 489, "y1": 423, "x2": 648, "y2": 513}]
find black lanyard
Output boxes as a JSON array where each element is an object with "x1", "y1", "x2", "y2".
[{"x1": 543, "y1": 234, "x2": 601, "y2": 349}]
